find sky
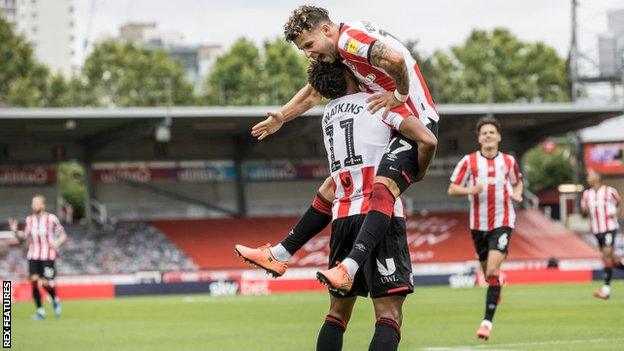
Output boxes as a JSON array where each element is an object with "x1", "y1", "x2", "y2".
[{"x1": 72, "y1": 0, "x2": 624, "y2": 68}]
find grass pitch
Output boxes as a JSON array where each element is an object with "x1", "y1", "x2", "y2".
[{"x1": 10, "y1": 282, "x2": 624, "y2": 351}]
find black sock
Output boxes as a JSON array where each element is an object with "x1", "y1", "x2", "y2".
[
  {"x1": 604, "y1": 266, "x2": 613, "y2": 286},
  {"x1": 484, "y1": 275, "x2": 501, "y2": 322},
  {"x1": 347, "y1": 183, "x2": 394, "y2": 266},
  {"x1": 281, "y1": 193, "x2": 332, "y2": 255},
  {"x1": 316, "y1": 315, "x2": 346, "y2": 351},
  {"x1": 43, "y1": 284, "x2": 57, "y2": 300},
  {"x1": 348, "y1": 210, "x2": 392, "y2": 266},
  {"x1": 31, "y1": 281, "x2": 42, "y2": 309},
  {"x1": 369, "y1": 318, "x2": 400, "y2": 351}
]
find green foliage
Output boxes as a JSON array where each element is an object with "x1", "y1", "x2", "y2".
[
  {"x1": 524, "y1": 143, "x2": 574, "y2": 193},
  {"x1": 58, "y1": 162, "x2": 86, "y2": 215},
  {"x1": 204, "y1": 37, "x2": 307, "y2": 105},
  {"x1": 83, "y1": 40, "x2": 195, "y2": 107},
  {"x1": 426, "y1": 28, "x2": 570, "y2": 103}
]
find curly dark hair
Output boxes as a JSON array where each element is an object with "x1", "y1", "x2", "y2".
[
  {"x1": 283, "y1": 5, "x2": 331, "y2": 42},
  {"x1": 307, "y1": 61, "x2": 348, "y2": 100},
  {"x1": 476, "y1": 116, "x2": 501, "y2": 135}
]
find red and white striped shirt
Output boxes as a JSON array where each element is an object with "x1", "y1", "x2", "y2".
[
  {"x1": 23, "y1": 212, "x2": 64, "y2": 260},
  {"x1": 336, "y1": 21, "x2": 439, "y2": 126},
  {"x1": 450, "y1": 152, "x2": 523, "y2": 231},
  {"x1": 322, "y1": 92, "x2": 406, "y2": 220},
  {"x1": 582, "y1": 185, "x2": 620, "y2": 234}
]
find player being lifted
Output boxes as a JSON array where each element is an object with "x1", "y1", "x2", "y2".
[
  {"x1": 236, "y1": 5, "x2": 438, "y2": 294},
  {"x1": 448, "y1": 117, "x2": 523, "y2": 340},
  {"x1": 9, "y1": 195, "x2": 67, "y2": 320},
  {"x1": 581, "y1": 168, "x2": 623, "y2": 300},
  {"x1": 310, "y1": 60, "x2": 414, "y2": 351}
]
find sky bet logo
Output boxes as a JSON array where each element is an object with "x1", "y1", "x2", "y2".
[{"x1": 2, "y1": 281, "x2": 10, "y2": 349}]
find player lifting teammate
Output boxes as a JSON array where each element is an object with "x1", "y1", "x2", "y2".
[
  {"x1": 448, "y1": 117, "x2": 523, "y2": 340},
  {"x1": 9, "y1": 195, "x2": 67, "y2": 320},
  {"x1": 236, "y1": 5, "x2": 438, "y2": 295}
]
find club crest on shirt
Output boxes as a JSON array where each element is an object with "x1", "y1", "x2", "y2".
[
  {"x1": 365, "y1": 73, "x2": 376, "y2": 84},
  {"x1": 345, "y1": 38, "x2": 359, "y2": 54}
]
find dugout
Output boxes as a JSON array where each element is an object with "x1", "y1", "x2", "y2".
[{"x1": 0, "y1": 102, "x2": 621, "y2": 222}]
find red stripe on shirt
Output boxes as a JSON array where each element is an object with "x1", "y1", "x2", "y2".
[
  {"x1": 338, "y1": 170, "x2": 355, "y2": 218},
  {"x1": 413, "y1": 63, "x2": 438, "y2": 113},
  {"x1": 603, "y1": 187, "x2": 610, "y2": 232},
  {"x1": 453, "y1": 159, "x2": 468, "y2": 185},
  {"x1": 405, "y1": 98, "x2": 420, "y2": 118},
  {"x1": 593, "y1": 189, "x2": 602, "y2": 233},
  {"x1": 503, "y1": 156, "x2": 512, "y2": 227},
  {"x1": 359, "y1": 166, "x2": 375, "y2": 213},
  {"x1": 487, "y1": 158, "x2": 496, "y2": 231},
  {"x1": 469, "y1": 152, "x2": 479, "y2": 229},
  {"x1": 346, "y1": 29, "x2": 376, "y2": 45}
]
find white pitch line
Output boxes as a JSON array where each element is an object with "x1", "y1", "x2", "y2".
[{"x1": 422, "y1": 337, "x2": 624, "y2": 350}]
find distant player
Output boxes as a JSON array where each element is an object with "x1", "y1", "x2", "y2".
[
  {"x1": 448, "y1": 117, "x2": 523, "y2": 340},
  {"x1": 9, "y1": 195, "x2": 67, "y2": 320},
  {"x1": 237, "y1": 5, "x2": 438, "y2": 294},
  {"x1": 581, "y1": 168, "x2": 622, "y2": 300}
]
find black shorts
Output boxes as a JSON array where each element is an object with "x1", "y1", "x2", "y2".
[
  {"x1": 328, "y1": 214, "x2": 413, "y2": 299},
  {"x1": 376, "y1": 118, "x2": 439, "y2": 194},
  {"x1": 471, "y1": 227, "x2": 513, "y2": 262},
  {"x1": 28, "y1": 260, "x2": 56, "y2": 280},
  {"x1": 595, "y1": 230, "x2": 617, "y2": 249}
]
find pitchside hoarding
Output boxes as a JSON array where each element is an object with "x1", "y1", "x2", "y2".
[{"x1": 584, "y1": 142, "x2": 624, "y2": 175}]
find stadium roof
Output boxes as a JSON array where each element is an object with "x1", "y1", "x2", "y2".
[{"x1": 0, "y1": 102, "x2": 622, "y2": 164}]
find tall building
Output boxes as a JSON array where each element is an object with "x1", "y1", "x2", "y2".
[
  {"x1": 0, "y1": 0, "x2": 75, "y2": 77},
  {"x1": 598, "y1": 8, "x2": 624, "y2": 79},
  {"x1": 117, "y1": 22, "x2": 222, "y2": 93}
]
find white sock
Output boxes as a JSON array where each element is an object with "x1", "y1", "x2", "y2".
[
  {"x1": 602, "y1": 285, "x2": 611, "y2": 296},
  {"x1": 341, "y1": 258, "x2": 359, "y2": 278},
  {"x1": 480, "y1": 320, "x2": 493, "y2": 330},
  {"x1": 269, "y1": 244, "x2": 291, "y2": 263}
]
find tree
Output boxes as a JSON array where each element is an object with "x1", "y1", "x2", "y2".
[
  {"x1": 426, "y1": 28, "x2": 570, "y2": 103},
  {"x1": 524, "y1": 143, "x2": 574, "y2": 193},
  {"x1": 0, "y1": 17, "x2": 50, "y2": 106},
  {"x1": 82, "y1": 40, "x2": 195, "y2": 107},
  {"x1": 262, "y1": 38, "x2": 308, "y2": 105},
  {"x1": 204, "y1": 38, "x2": 264, "y2": 105}
]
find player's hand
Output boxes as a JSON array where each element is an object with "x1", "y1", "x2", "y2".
[
  {"x1": 8, "y1": 219, "x2": 17, "y2": 232},
  {"x1": 511, "y1": 192, "x2": 523, "y2": 202},
  {"x1": 251, "y1": 111, "x2": 285, "y2": 141},
  {"x1": 50, "y1": 240, "x2": 59, "y2": 251},
  {"x1": 366, "y1": 91, "x2": 404, "y2": 119},
  {"x1": 470, "y1": 183, "x2": 484, "y2": 195}
]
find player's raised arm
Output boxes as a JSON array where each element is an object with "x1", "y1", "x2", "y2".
[
  {"x1": 366, "y1": 40, "x2": 410, "y2": 118},
  {"x1": 9, "y1": 218, "x2": 26, "y2": 242},
  {"x1": 251, "y1": 83, "x2": 322, "y2": 140}
]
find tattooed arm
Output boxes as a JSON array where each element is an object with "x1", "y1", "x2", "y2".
[{"x1": 366, "y1": 40, "x2": 410, "y2": 117}]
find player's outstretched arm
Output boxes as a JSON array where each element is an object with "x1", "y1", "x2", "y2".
[
  {"x1": 397, "y1": 116, "x2": 437, "y2": 182},
  {"x1": 251, "y1": 83, "x2": 322, "y2": 140},
  {"x1": 511, "y1": 181, "x2": 523, "y2": 202},
  {"x1": 366, "y1": 41, "x2": 409, "y2": 118},
  {"x1": 448, "y1": 183, "x2": 483, "y2": 197},
  {"x1": 8, "y1": 219, "x2": 25, "y2": 242}
]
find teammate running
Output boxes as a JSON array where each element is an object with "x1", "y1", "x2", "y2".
[
  {"x1": 236, "y1": 5, "x2": 438, "y2": 294},
  {"x1": 9, "y1": 195, "x2": 66, "y2": 320},
  {"x1": 448, "y1": 117, "x2": 523, "y2": 340},
  {"x1": 581, "y1": 168, "x2": 622, "y2": 300}
]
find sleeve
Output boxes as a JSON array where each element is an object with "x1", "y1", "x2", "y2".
[
  {"x1": 450, "y1": 156, "x2": 470, "y2": 186},
  {"x1": 381, "y1": 105, "x2": 411, "y2": 131},
  {"x1": 51, "y1": 214, "x2": 64, "y2": 235},
  {"x1": 337, "y1": 28, "x2": 377, "y2": 64},
  {"x1": 611, "y1": 187, "x2": 621, "y2": 204},
  {"x1": 508, "y1": 156, "x2": 523, "y2": 185}
]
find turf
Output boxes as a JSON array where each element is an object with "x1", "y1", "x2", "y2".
[{"x1": 9, "y1": 282, "x2": 624, "y2": 351}]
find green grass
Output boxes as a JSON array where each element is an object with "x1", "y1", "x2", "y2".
[{"x1": 9, "y1": 282, "x2": 624, "y2": 351}]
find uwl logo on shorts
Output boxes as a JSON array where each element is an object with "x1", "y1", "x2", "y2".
[{"x1": 376, "y1": 258, "x2": 396, "y2": 276}]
